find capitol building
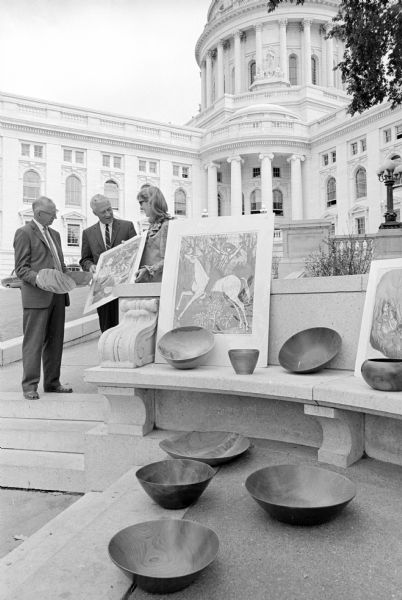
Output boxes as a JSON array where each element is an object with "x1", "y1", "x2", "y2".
[{"x1": 0, "y1": 0, "x2": 401, "y2": 275}]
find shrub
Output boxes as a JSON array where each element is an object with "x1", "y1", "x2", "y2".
[{"x1": 304, "y1": 235, "x2": 373, "y2": 277}]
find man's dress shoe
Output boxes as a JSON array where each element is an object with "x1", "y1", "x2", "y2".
[
  {"x1": 44, "y1": 385, "x2": 73, "y2": 393},
  {"x1": 23, "y1": 391, "x2": 40, "y2": 400}
]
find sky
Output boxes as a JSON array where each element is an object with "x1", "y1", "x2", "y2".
[{"x1": 0, "y1": 0, "x2": 211, "y2": 125}]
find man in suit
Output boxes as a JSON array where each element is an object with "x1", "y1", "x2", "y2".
[
  {"x1": 80, "y1": 194, "x2": 136, "y2": 332},
  {"x1": 14, "y1": 196, "x2": 73, "y2": 400}
]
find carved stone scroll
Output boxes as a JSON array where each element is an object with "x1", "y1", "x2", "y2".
[{"x1": 98, "y1": 298, "x2": 159, "y2": 368}]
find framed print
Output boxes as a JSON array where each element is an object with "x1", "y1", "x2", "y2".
[
  {"x1": 84, "y1": 234, "x2": 146, "y2": 314},
  {"x1": 156, "y1": 214, "x2": 274, "y2": 367},
  {"x1": 354, "y1": 258, "x2": 402, "y2": 376}
]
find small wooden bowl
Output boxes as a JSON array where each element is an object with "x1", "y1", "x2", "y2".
[
  {"x1": 136, "y1": 459, "x2": 216, "y2": 509},
  {"x1": 245, "y1": 464, "x2": 356, "y2": 525},
  {"x1": 279, "y1": 327, "x2": 342, "y2": 374},
  {"x1": 160, "y1": 430, "x2": 250, "y2": 466},
  {"x1": 228, "y1": 349, "x2": 259, "y2": 374},
  {"x1": 157, "y1": 326, "x2": 214, "y2": 369},
  {"x1": 108, "y1": 519, "x2": 219, "y2": 593}
]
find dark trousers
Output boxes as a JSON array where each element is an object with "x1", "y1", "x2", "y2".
[
  {"x1": 97, "y1": 299, "x2": 119, "y2": 333},
  {"x1": 22, "y1": 294, "x2": 65, "y2": 392}
]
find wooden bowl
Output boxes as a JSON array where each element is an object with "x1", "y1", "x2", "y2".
[
  {"x1": 361, "y1": 358, "x2": 402, "y2": 391},
  {"x1": 160, "y1": 431, "x2": 250, "y2": 466},
  {"x1": 245, "y1": 464, "x2": 356, "y2": 525},
  {"x1": 157, "y1": 326, "x2": 214, "y2": 369},
  {"x1": 228, "y1": 349, "x2": 259, "y2": 374},
  {"x1": 108, "y1": 519, "x2": 219, "y2": 593},
  {"x1": 278, "y1": 327, "x2": 342, "y2": 374},
  {"x1": 136, "y1": 459, "x2": 216, "y2": 509}
]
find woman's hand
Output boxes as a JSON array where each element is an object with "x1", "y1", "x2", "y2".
[{"x1": 135, "y1": 267, "x2": 148, "y2": 283}]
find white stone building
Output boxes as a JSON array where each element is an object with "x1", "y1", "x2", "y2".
[{"x1": 0, "y1": 0, "x2": 401, "y2": 276}]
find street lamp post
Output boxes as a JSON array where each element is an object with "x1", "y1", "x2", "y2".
[{"x1": 377, "y1": 159, "x2": 402, "y2": 229}]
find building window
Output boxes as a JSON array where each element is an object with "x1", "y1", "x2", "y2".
[
  {"x1": 323, "y1": 154, "x2": 329, "y2": 166},
  {"x1": 104, "y1": 179, "x2": 119, "y2": 210},
  {"x1": 174, "y1": 188, "x2": 187, "y2": 216},
  {"x1": 326, "y1": 177, "x2": 336, "y2": 206},
  {"x1": 217, "y1": 192, "x2": 222, "y2": 216},
  {"x1": 217, "y1": 172, "x2": 222, "y2": 183},
  {"x1": 149, "y1": 161, "x2": 157, "y2": 174},
  {"x1": 23, "y1": 170, "x2": 40, "y2": 203},
  {"x1": 75, "y1": 151, "x2": 84, "y2": 164},
  {"x1": 63, "y1": 148, "x2": 85, "y2": 164},
  {"x1": 21, "y1": 143, "x2": 44, "y2": 159},
  {"x1": 249, "y1": 60, "x2": 256, "y2": 86},
  {"x1": 113, "y1": 156, "x2": 122, "y2": 169},
  {"x1": 351, "y1": 142, "x2": 358, "y2": 155},
  {"x1": 384, "y1": 129, "x2": 391, "y2": 143},
  {"x1": 360, "y1": 139, "x2": 367, "y2": 152},
  {"x1": 250, "y1": 189, "x2": 262, "y2": 213},
  {"x1": 21, "y1": 143, "x2": 30, "y2": 157},
  {"x1": 331, "y1": 151, "x2": 337, "y2": 163},
  {"x1": 67, "y1": 223, "x2": 80, "y2": 247},
  {"x1": 355, "y1": 217, "x2": 366, "y2": 235},
  {"x1": 231, "y1": 67, "x2": 235, "y2": 94},
  {"x1": 173, "y1": 165, "x2": 180, "y2": 177},
  {"x1": 289, "y1": 54, "x2": 298, "y2": 85},
  {"x1": 64, "y1": 149, "x2": 73, "y2": 162},
  {"x1": 34, "y1": 145, "x2": 43, "y2": 158},
  {"x1": 311, "y1": 56, "x2": 318, "y2": 85},
  {"x1": 173, "y1": 164, "x2": 190, "y2": 179},
  {"x1": 273, "y1": 189, "x2": 283, "y2": 216},
  {"x1": 273, "y1": 167, "x2": 281, "y2": 178},
  {"x1": 103, "y1": 155, "x2": 110, "y2": 168},
  {"x1": 182, "y1": 166, "x2": 189, "y2": 179},
  {"x1": 355, "y1": 167, "x2": 367, "y2": 199},
  {"x1": 139, "y1": 159, "x2": 146, "y2": 172},
  {"x1": 252, "y1": 167, "x2": 261, "y2": 178},
  {"x1": 396, "y1": 125, "x2": 402, "y2": 140},
  {"x1": 65, "y1": 175, "x2": 82, "y2": 206}
]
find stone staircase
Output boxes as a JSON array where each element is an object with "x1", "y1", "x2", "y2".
[{"x1": 0, "y1": 392, "x2": 105, "y2": 492}]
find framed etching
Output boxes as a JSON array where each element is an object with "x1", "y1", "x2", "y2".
[
  {"x1": 84, "y1": 235, "x2": 146, "y2": 314},
  {"x1": 156, "y1": 214, "x2": 274, "y2": 367},
  {"x1": 354, "y1": 258, "x2": 402, "y2": 376}
]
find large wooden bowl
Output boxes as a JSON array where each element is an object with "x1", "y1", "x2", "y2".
[
  {"x1": 136, "y1": 459, "x2": 216, "y2": 509},
  {"x1": 245, "y1": 464, "x2": 356, "y2": 525},
  {"x1": 160, "y1": 431, "x2": 250, "y2": 466},
  {"x1": 157, "y1": 326, "x2": 215, "y2": 369},
  {"x1": 278, "y1": 327, "x2": 342, "y2": 374},
  {"x1": 108, "y1": 519, "x2": 219, "y2": 593}
]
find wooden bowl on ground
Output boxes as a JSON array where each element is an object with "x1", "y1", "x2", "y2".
[
  {"x1": 278, "y1": 327, "x2": 342, "y2": 374},
  {"x1": 245, "y1": 464, "x2": 356, "y2": 525},
  {"x1": 108, "y1": 519, "x2": 219, "y2": 593},
  {"x1": 157, "y1": 326, "x2": 214, "y2": 369},
  {"x1": 160, "y1": 431, "x2": 250, "y2": 466},
  {"x1": 136, "y1": 459, "x2": 216, "y2": 509}
]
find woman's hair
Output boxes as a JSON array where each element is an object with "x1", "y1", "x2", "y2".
[{"x1": 137, "y1": 185, "x2": 171, "y2": 223}]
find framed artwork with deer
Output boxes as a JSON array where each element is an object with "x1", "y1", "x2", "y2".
[{"x1": 156, "y1": 214, "x2": 275, "y2": 367}]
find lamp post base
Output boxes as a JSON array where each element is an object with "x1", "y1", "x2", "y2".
[{"x1": 374, "y1": 228, "x2": 402, "y2": 260}]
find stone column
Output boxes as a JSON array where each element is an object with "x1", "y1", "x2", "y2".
[
  {"x1": 288, "y1": 154, "x2": 305, "y2": 220},
  {"x1": 200, "y1": 61, "x2": 207, "y2": 110},
  {"x1": 217, "y1": 40, "x2": 224, "y2": 98},
  {"x1": 205, "y1": 50, "x2": 212, "y2": 107},
  {"x1": 205, "y1": 162, "x2": 220, "y2": 217},
  {"x1": 303, "y1": 19, "x2": 312, "y2": 85},
  {"x1": 255, "y1": 23, "x2": 263, "y2": 78},
  {"x1": 259, "y1": 153, "x2": 274, "y2": 212},
  {"x1": 325, "y1": 22, "x2": 334, "y2": 87},
  {"x1": 279, "y1": 19, "x2": 288, "y2": 80},
  {"x1": 227, "y1": 155, "x2": 243, "y2": 216},
  {"x1": 234, "y1": 30, "x2": 242, "y2": 94}
]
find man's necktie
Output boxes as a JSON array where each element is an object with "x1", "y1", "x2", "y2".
[
  {"x1": 43, "y1": 226, "x2": 63, "y2": 272},
  {"x1": 105, "y1": 223, "x2": 111, "y2": 250}
]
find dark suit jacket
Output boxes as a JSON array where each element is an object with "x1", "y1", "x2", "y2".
[
  {"x1": 14, "y1": 220, "x2": 69, "y2": 309},
  {"x1": 80, "y1": 218, "x2": 136, "y2": 271}
]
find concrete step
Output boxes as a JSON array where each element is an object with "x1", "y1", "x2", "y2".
[
  {"x1": 0, "y1": 418, "x2": 101, "y2": 452},
  {"x1": 0, "y1": 392, "x2": 105, "y2": 420},
  {"x1": 0, "y1": 449, "x2": 85, "y2": 492}
]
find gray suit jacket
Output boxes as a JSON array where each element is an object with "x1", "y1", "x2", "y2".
[
  {"x1": 14, "y1": 220, "x2": 69, "y2": 309},
  {"x1": 80, "y1": 218, "x2": 136, "y2": 271}
]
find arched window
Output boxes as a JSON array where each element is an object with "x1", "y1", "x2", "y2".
[
  {"x1": 231, "y1": 67, "x2": 235, "y2": 94},
  {"x1": 65, "y1": 175, "x2": 82, "y2": 206},
  {"x1": 250, "y1": 189, "x2": 262, "y2": 213},
  {"x1": 289, "y1": 54, "x2": 298, "y2": 85},
  {"x1": 104, "y1": 179, "x2": 119, "y2": 210},
  {"x1": 311, "y1": 56, "x2": 318, "y2": 85},
  {"x1": 273, "y1": 189, "x2": 283, "y2": 216},
  {"x1": 355, "y1": 168, "x2": 367, "y2": 199},
  {"x1": 249, "y1": 60, "x2": 256, "y2": 86},
  {"x1": 23, "y1": 170, "x2": 40, "y2": 203},
  {"x1": 326, "y1": 177, "x2": 336, "y2": 207},
  {"x1": 174, "y1": 188, "x2": 187, "y2": 216}
]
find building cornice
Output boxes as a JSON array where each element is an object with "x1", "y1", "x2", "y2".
[
  {"x1": 200, "y1": 138, "x2": 310, "y2": 159},
  {"x1": 0, "y1": 118, "x2": 201, "y2": 161}
]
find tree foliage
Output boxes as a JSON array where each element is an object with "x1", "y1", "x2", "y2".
[{"x1": 267, "y1": 0, "x2": 402, "y2": 115}]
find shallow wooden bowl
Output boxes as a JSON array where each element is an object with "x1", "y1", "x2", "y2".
[
  {"x1": 66, "y1": 270, "x2": 92, "y2": 286},
  {"x1": 278, "y1": 327, "x2": 342, "y2": 373},
  {"x1": 245, "y1": 464, "x2": 356, "y2": 525},
  {"x1": 108, "y1": 519, "x2": 219, "y2": 593},
  {"x1": 160, "y1": 431, "x2": 250, "y2": 466},
  {"x1": 157, "y1": 326, "x2": 215, "y2": 369},
  {"x1": 136, "y1": 459, "x2": 216, "y2": 509}
]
